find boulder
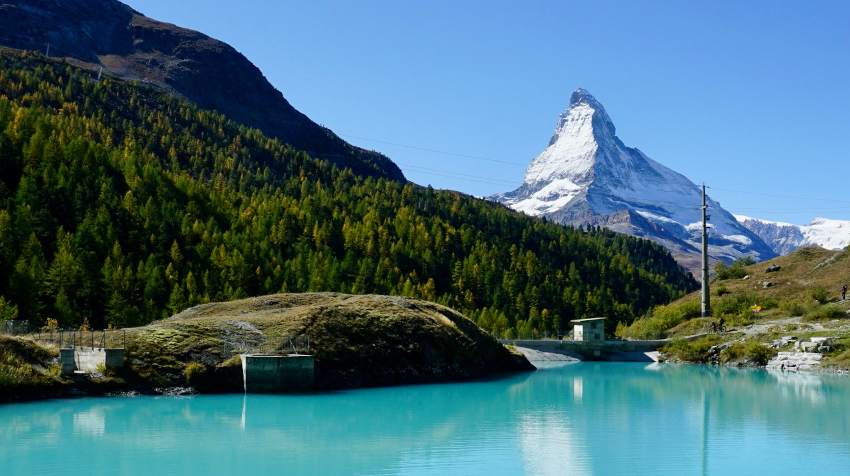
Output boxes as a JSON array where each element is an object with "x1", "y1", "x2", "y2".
[
  {"x1": 811, "y1": 337, "x2": 835, "y2": 346},
  {"x1": 765, "y1": 264, "x2": 781, "y2": 272},
  {"x1": 772, "y1": 336, "x2": 797, "y2": 349},
  {"x1": 799, "y1": 341, "x2": 819, "y2": 352},
  {"x1": 763, "y1": 282, "x2": 774, "y2": 289}
]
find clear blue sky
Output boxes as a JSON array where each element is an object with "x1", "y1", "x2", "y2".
[{"x1": 125, "y1": 0, "x2": 850, "y2": 225}]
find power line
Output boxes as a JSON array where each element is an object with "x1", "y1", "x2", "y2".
[
  {"x1": 732, "y1": 209, "x2": 850, "y2": 215},
  {"x1": 711, "y1": 187, "x2": 850, "y2": 204},
  {"x1": 731, "y1": 206, "x2": 850, "y2": 212},
  {"x1": 400, "y1": 166, "x2": 521, "y2": 187},
  {"x1": 398, "y1": 163, "x2": 521, "y2": 187}
]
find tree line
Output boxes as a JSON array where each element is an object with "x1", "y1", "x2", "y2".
[{"x1": 0, "y1": 50, "x2": 698, "y2": 336}]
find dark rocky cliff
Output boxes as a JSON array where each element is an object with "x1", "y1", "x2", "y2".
[{"x1": 0, "y1": 0, "x2": 404, "y2": 181}]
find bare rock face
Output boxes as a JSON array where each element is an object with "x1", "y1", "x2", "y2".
[
  {"x1": 0, "y1": 0, "x2": 404, "y2": 182},
  {"x1": 766, "y1": 352, "x2": 822, "y2": 371}
]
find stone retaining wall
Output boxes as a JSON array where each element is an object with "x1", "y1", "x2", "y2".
[{"x1": 59, "y1": 347, "x2": 125, "y2": 375}]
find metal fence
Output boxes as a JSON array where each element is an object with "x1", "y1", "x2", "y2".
[
  {"x1": 30, "y1": 329, "x2": 126, "y2": 349},
  {"x1": 492, "y1": 330, "x2": 569, "y2": 341},
  {"x1": 1, "y1": 320, "x2": 30, "y2": 335},
  {"x1": 224, "y1": 335, "x2": 310, "y2": 356}
]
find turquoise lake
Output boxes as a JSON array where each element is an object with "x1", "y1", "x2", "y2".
[{"x1": 2, "y1": 362, "x2": 849, "y2": 475}]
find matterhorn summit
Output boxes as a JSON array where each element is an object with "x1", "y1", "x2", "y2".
[{"x1": 490, "y1": 88, "x2": 776, "y2": 271}]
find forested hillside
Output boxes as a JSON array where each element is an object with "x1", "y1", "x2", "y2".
[{"x1": 0, "y1": 49, "x2": 698, "y2": 336}]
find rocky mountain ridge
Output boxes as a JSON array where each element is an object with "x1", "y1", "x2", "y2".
[
  {"x1": 735, "y1": 216, "x2": 850, "y2": 255},
  {"x1": 0, "y1": 0, "x2": 404, "y2": 181}
]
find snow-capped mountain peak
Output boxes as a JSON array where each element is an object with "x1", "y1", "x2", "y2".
[{"x1": 490, "y1": 89, "x2": 777, "y2": 272}]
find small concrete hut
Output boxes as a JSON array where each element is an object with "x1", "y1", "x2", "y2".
[{"x1": 570, "y1": 317, "x2": 607, "y2": 342}]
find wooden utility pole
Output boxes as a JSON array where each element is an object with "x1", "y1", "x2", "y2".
[{"x1": 701, "y1": 184, "x2": 711, "y2": 318}]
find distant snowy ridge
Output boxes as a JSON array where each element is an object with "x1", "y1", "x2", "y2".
[
  {"x1": 735, "y1": 216, "x2": 850, "y2": 255},
  {"x1": 490, "y1": 88, "x2": 777, "y2": 272}
]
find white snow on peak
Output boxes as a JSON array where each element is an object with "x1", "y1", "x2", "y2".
[
  {"x1": 734, "y1": 215, "x2": 792, "y2": 227},
  {"x1": 502, "y1": 89, "x2": 744, "y2": 237},
  {"x1": 735, "y1": 215, "x2": 850, "y2": 252},
  {"x1": 491, "y1": 88, "x2": 776, "y2": 265},
  {"x1": 523, "y1": 103, "x2": 597, "y2": 187},
  {"x1": 725, "y1": 235, "x2": 753, "y2": 246}
]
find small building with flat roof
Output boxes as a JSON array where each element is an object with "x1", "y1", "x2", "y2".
[{"x1": 570, "y1": 317, "x2": 607, "y2": 342}]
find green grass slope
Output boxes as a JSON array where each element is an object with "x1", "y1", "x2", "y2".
[{"x1": 617, "y1": 247, "x2": 850, "y2": 369}]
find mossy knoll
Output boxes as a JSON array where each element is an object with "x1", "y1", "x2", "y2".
[
  {"x1": 1, "y1": 293, "x2": 534, "y2": 400},
  {"x1": 141, "y1": 293, "x2": 534, "y2": 390}
]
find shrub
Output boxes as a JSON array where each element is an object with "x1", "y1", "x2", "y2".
[
  {"x1": 47, "y1": 363, "x2": 63, "y2": 378},
  {"x1": 737, "y1": 256, "x2": 756, "y2": 267},
  {"x1": 808, "y1": 285, "x2": 829, "y2": 304},
  {"x1": 779, "y1": 300, "x2": 806, "y2": 317},
  {"x1": 614, "y1": 321, "x2": 629, "y2": 339},
  {"x1": 617, "y1": 300, "x2": 702, "y2": 340},
  {"x1": 714, "y1": 257, "x2": 753, "y2": 281},
  {"x1": 824, "y1": 350, "x2": 850, "y2": 370},
  {"x1": 662, "y1": 335, "x2": 723, "y2": 363},
  {"x1": 720, "y1": 341, "x2": 777, "y2": 366},
  {"x1": 715, "y1": 284, "x2": 730, "y2": 296},
  {"x1": 802, "y1": 304, "x2": 846, "y2": 322},
  {"x1": 0, "y1": 297, "x2": 18, "y2": 321},
  {"x1": 182, "y1": 362, "x2": 206, "y2": 385},
  {"x1": 714, "y1": 293, "x2": 760, "y2": 318}
]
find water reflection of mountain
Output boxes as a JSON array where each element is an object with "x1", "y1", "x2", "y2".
[{"x1": 0, "y1": 364, "x2": 848, "y2": 475}]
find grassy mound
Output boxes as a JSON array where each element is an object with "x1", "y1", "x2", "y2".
[
  {"x1": 130, "y1": 293, "x2": 533, "y2": 390},
  {"x1": 1, "y1": 293, "x2": 533, "y2": 399}
]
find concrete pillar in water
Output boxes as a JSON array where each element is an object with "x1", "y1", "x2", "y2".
[
  {"x1": 240, "y1": 354, "x2": 314, "y2": 393},
  {"x1": 59, "y1": 349, "x2": 77, "y2": 375}
]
